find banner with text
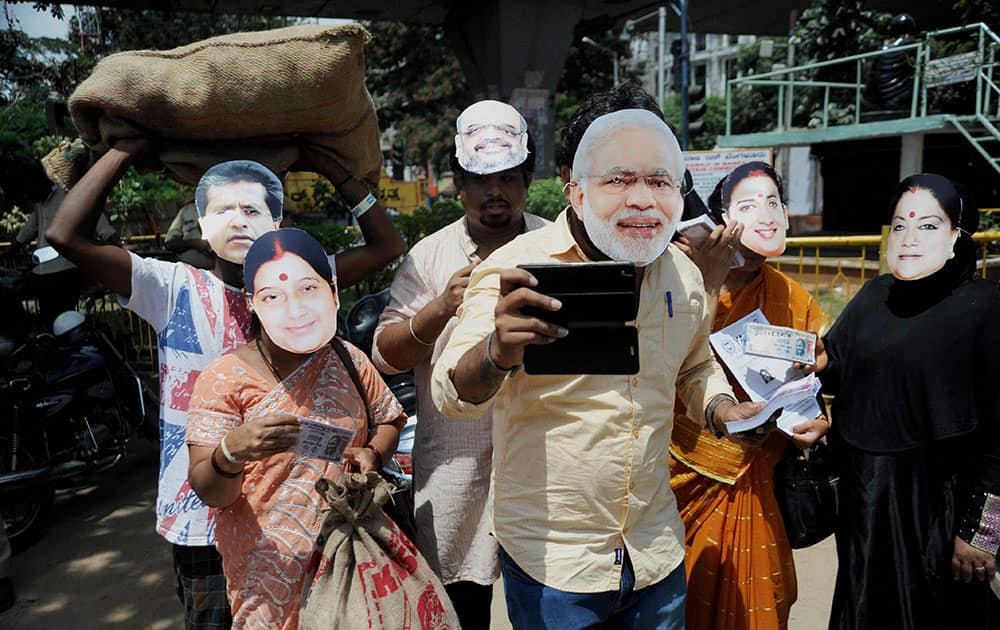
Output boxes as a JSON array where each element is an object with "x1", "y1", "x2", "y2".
[{"x1": 684, "y1": 148, "x2": 774, "y2": 205}]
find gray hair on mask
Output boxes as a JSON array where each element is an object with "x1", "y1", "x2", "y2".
[{"x1": 570, "y1": 109, "x2": 683, "y2": 183}]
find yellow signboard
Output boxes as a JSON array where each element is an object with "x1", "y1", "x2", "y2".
[
  {"x1": 378, "y1": 176, "x2": 426, "y2": 215},
  {"x1": 284, "y1": 171, "x2": 426, "y2": 215}
]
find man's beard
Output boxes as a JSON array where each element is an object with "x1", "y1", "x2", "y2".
[
  {"x1": 581, "y1": 195, "x2": 675, "y2": 266},
  {"x1": 478, "y1": 197, "x2": 513, "y2": 228},
  {"x1": 459, "y1": 139, "x2": 528, "y2": 175}
]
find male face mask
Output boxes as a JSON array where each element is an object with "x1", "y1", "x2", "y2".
[
  {"x1": 568, "y1": 110, "x2": 684, "y2": 266},
  {"x1": 455, "y1": 100, "x2": 530, "y2": 176}
]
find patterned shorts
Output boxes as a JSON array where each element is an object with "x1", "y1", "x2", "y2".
[{"x1": 173, "y1": 544, "x2": 232, "y2": 630}]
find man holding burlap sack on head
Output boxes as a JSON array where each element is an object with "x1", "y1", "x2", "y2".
[{"x1": 47, "y1": 24, "x2": 406, "y2": 630}]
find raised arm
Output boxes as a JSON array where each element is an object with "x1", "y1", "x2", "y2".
[
  {"x1": 317, "y1": 160, "x2": 406, "y2": 290},
  {"x1": 450, "y1": 267, "x2": 565, "y2": 404},
  {"x1": 374, "y1": 260, "x2": 476, "y2": 373},
  {"x1": 45, "y1": 140, "x2": 149, "y2": 298}
]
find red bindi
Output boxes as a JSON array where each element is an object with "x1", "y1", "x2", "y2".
[
  {"x1": 908, "y1": 211, "x2": 915, "y2": 218},
  {"x1": 908, "y1": 186, "x2": 918, "y2": 194},
  {"x1": 278, "y1": 273, "x2": 288, "y2": 281}
]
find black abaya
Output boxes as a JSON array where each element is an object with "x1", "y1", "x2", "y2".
[{"x1": 821, "y1": 271, "x2": 1000, "y2": 630}]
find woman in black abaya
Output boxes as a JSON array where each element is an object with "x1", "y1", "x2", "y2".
[{"x1": 811, "y1": 174, "x2": 1000, "y2": 629}]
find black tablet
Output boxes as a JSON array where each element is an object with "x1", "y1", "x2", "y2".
[{"x1": 517, "y1": 262, "x2": 640, "y2": 375}]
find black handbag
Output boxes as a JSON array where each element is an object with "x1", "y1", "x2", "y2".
[
  {"x1": 330, "y1": 338, "x2": 418, "y2": 542},
  {"x1": 773, "y1": 440, "x2": 839, "y2": 549}
]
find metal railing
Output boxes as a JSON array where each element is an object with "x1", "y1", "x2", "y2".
[
  {"x1": 725, "y1": 22, "x2": 1000, "y2": 135},
  {"x1": 773, "y1": 230, "x2": 1000, "y2": 324}
]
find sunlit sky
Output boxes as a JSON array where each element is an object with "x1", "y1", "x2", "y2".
[
  {"x1": 3, "y1": 3, "x2": 75, "y2": 38},
  {"x1": 3, "y1": 3, "x2": 350, "y2": 40}
]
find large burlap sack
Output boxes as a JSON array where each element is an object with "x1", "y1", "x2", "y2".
[
  {"x1": 68, "y1": 24, "x2": 382, "y2": 186},
  {"x1": 300, "y1": 473, "x2": 459, "y2": 630}
]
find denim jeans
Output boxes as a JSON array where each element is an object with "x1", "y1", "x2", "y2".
[{"x1": 498, "y1": 546, "x2": 686, "y2": 630}]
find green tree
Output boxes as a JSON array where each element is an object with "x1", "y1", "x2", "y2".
[
  {"x1": 393, "y1": 199, "x2": 464, "y2": 247},
  {"x1": 525, "y1": 177, "x2": 568, "y2": 220},
  {"x1": 363, "y1": 21, "x2": 469, "y2": 174},
  {"x1": 790, "y1": 0, "x2": 891, "y2": 126},
  {"x1": 69, "y1": 8, "x2": 284, "y2": 54},
  {"x1": 663, "y1": 95, "x2": 727, "y2": 151},
  {"x1": 554, "y1": 32, "x2": 647, "y2": 136},
  {"x1": 728, "y1": 38, "x2": 784, "y2": 135},
  {"x1": 954, "y1": 0, "x2": 999, "y2": 29}
]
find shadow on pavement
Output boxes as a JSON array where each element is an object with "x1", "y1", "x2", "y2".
[{"x1": 1, "y1": 438, "x2": 182, "y2": 629}]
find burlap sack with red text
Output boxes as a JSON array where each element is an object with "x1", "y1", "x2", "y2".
[
  {"x1": 67, "y1": 23, "x2": 382, "y2": 185},
  {"x1": 299, "y1": 473, "x2": 459, "y2": 630}
]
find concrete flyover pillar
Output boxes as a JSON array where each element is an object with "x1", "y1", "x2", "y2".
[
  {"x1": 444, "y1": 0, "x2": 585, "y2": 175},
  {"x1": 899, "y1": 132, "x2": 924, "y2": 180}
]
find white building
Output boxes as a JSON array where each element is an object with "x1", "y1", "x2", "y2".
[{"x1": 628, "y1": 31, "x2": 757, "y2": 99}]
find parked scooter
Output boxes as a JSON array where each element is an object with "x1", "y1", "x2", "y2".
[
  {"x1": 343, "y1": 289, "x2": 418, "y2": 479},
  {"x1": 0, "y1": 290, "x2": 157, "y2": 551}
]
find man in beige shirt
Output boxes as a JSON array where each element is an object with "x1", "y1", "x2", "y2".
[
  {"x1": 373, "y1": 101, "x2": 548, "y2": 630},
  {"x1": 432, "y1": 110, "x2": 764, "y2": 629}
]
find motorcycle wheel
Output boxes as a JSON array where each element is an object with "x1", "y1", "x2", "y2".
[{"x1": 0, "y1": 447, "x2": 54, "y2": 553}]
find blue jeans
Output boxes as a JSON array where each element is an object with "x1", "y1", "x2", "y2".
[{"x1": 498, "y1": 546, "x2": 686, "y2": 630}]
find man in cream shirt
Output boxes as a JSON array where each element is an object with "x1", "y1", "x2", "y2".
[{"x1": 432, "y1": 110, "x2": 764, "y2": 629}]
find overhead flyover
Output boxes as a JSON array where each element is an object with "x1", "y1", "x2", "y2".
[
  {"x1": 63, "y1": 1, "x2": 969, "y2": 173},
  {"x1": 66, "y1": 0, "x2": 962, "y2": 99}
]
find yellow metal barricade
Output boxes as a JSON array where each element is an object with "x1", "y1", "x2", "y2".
[{"x1": 774, "y1": 231, "x2": 1000, "y2": 323}]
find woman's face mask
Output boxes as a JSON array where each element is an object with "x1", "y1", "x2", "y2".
[
  {"x1": 886, "y1": 188, "x2": 959, "y2": 281},
  {"x1": 251, "y1": 253, "x2": 338, "y2": 354},
  {"x1": 721, "y1": 174, "x2": 788, "y2": 258}
]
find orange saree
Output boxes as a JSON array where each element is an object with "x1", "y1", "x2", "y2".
[{"x1": 669, "y1": 265, "x2": 825, "y2": 630}]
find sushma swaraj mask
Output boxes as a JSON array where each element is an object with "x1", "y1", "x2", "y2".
[
  {"x1": 244, "y1": 228, "x2": 338, "y2": 354},
  {"x1": 709, "y1": 162, "x2": 788, "y2": 258},
  {"x1": 455, "y1": 100, "x2": 530, "y2": 176}
]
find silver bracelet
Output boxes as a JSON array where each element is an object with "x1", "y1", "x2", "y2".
[
  {"x1": 219, "y1": 434, "x2": 242, "y2": 465},
  {"x1": 408, "y1": 315, "x2": 434, "y2": 346},
  {"x1": 485, "y1": 331, "x2": 517, "y2": 373}
]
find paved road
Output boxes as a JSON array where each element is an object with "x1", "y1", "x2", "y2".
[{"x1": 0, "y1": 440, "x2": 835, "y2": 629}]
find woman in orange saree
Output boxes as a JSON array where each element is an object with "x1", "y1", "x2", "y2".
[
  {"x1": 670, "y1": 162, "x2": 829, "y2": 630},
  {"x1": 185, "y1": 228, "x2": 406, "y2": 629}
]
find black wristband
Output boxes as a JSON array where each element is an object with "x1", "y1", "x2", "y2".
[{"x1": 211, "y1": 447, "x2": 243, "y2": 478}]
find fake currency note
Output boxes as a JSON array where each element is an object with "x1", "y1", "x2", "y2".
[
  {"x1": 745, "y1": 323, "x2": 817, "y2": 365},
  {"x1": 291, "y1": 417, "x2": 356, "y2": 464},
  {"x1": 724, "y1": 373, "x2": 823, "y2": 434}
]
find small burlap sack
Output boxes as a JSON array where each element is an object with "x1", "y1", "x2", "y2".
[
  {"x1": 300, "y1": 473, "x2": 459, "y2": 630},
  {"x1": 40, "y1": 139, "x2": 92, "y2": 192},
  {"x1": 68, "y1": 24, "x2": 382, "y2": 185}
]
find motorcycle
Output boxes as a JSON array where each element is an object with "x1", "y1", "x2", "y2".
[
  {"x1": 0, "y1": 289, "x2": 158, "y2": 552},
  {"x1": 343, "y1": 289, "x2": 418, "y2": 479}
]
